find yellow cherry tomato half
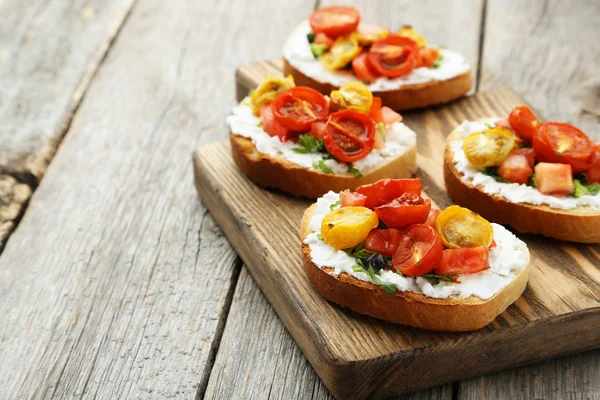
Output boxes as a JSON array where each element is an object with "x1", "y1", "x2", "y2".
[
  {"x1": 398, "y1": 25, "x2": 426, "y2": 48},
  {"x1": 322, "y1": 35, "x2": 361, "y2": 71},
  {"x1": 250, "y1": 75, "x2": 295, "y2": 116},
  {"x1": 435, "y1": 205, "x2": 494, "y2": 249},
  {"x1": 462, "y1": 127, "x2": 517, "y2": 168},
  {"x1": 330, "y1": 82, "x2": 373, "y2": 113},
  {"x1": 321, "y1": 206, "x2": 379, "y2": 250}
]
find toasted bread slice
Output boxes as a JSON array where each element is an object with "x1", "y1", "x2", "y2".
[
  {"x1": 301, "y1": 204, "x2": 529, "y2": 331},
  {"x1": 283, "y1": 59, "x2": 472, "y2": 111},
  {"x1": 230, "y1": 133, "x2": 417, "y2": 199},
  {"x1": 444, "y1": 126, "x2": 600, "y2": 243}
]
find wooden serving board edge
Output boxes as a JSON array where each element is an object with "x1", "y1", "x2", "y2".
[{"x1": 193, "y1": 144, "x2": 600, "y2": 399}]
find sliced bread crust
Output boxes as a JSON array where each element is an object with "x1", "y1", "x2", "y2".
[
  {"x1": 301, "y1": 204, "x2": 529, "y2": 332},
  {"x1": 444, "y1": 126, "x2": 600, "y2": 243},
  {"x1": 230, "y1": 132, "x2": 417, "y2": 199},
  {"x1": 283, "y1": 59, "x2": 472, "y2": 111}
]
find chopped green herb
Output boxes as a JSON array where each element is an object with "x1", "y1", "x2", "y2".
[
  {"x1": 421, "y1": 272, "x2": 456, "y2": 284},
  {"x1": 376, "y1": 122, "x2": 386, "y2": 142},
  {"x1": 352, "y1": 265, "x2": 364, "y2": 273},
  {"x1": 573, "y1": 179, "x2": 600, "y2": 198},
  {"x1": 310, "y1": 43, "x2": 327, "y2": 58},
  {"x1": 247, "y1": 89, "x2": 254, "y2": 97},
  {"x1": 256, "y1": 120, "x2": 263, "y2": 127},
  {"x1": 329, "y1": 201, "x2": 340, "y2": 211},
  {"x1": 481, "y1": 167, "x2": 509, "y2": 183},
  {"x1": 313, "y1": 159, "x2": 334, "y2": 174},
  {"x1": 347, "y1": 163, "x2": 363, "y2": 179},
  {"x1": 366, "y1": 266, "x2": 397, "y2": 295},
  {"x1": 431, "y1": 52, "x2": 444, "y2": 69},
  {"x1": 307, "y1": 32, "x2": 315, "y2": 43},
  {"x1": 292, "y1": 134, "x2": 325, "y2": 154},
  {"x1": 316, "y1": 233, "x2": 323, "y2": 241},
  {"x1": 484, "y1": 122, "x2": 495, "y2": 129},
  {"x1": 528, "y1": 173, "x2": 537, "y2": 188}
]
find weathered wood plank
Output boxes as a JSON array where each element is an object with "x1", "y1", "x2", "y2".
[
  {"x1": 0, "y1": 0, "x2": 135, "y2": 184},
  {"x1": 458, "y1": 1, "x2": 600, "y2": 398},
  {"x1": 194, "y1": 88, "x2": 600, "y2": 399},
  {"x1": 0, "y1": 0, "x2": 318, "y2": 398},
  {"x1": 205, "y1": 267, "x2": 453, "y2": 400},
  {"x1": 0, "y1": 175, "x2": 30, "y2": 251}
]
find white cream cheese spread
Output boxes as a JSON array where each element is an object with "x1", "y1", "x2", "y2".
[
  {"x1": 451, "y1": 120, "x2": 600, "y2": 210},
  {"x1": 227, "y1": 99, "x2": 416, "y2": 174},
  {"x1": 304, "y1": 191, "x2": 529, "y2": 300},
  {"x1": 283, "y1": 21, "x2": 471, "y2": 92}
]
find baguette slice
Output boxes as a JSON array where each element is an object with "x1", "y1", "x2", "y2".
[
  {"x1": 283, "y1": 59, "x2": 473, "y2": 111},
  {"x1": 444, "y1": 126, "x2": 600, "y2": 243},
  {"x1": 301, "y1": 204, "x2": 529, "y2": 332},
  {"x1": 230, "y1": 132, "x2": 417, "y2": 199}
]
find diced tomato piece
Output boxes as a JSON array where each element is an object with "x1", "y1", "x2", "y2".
[
  {"x1": 498, "y1": 148, "x2": 535, "y2": 184},
  {"x1": 373, "y1": 128, "x2": 385, "y2": 150},
  {"x1": 314, "y1": 32, "x2": 334, "y2": 49},
  {"x1": 364, "y1": 228, "x2": 404, "y2": 256},
  {"x1": 587, "y1": 165, "x2": 600, "y2": 184},
  {"x1": 489, "y1": 240, "x2": 497, "y2": 249},
  {"x1": 310, "y1": 121, "x2": 326, "y2": 140},
  {"x1": 260, "y1": 104, "x2": 293, "y2": 142},
  {"x1": 534, "y1": 162, "x2": 574, "y2": 195},
  {"x1": 369, "y1": 96, "x2": 383, "y2": 123},
  {"x1": 356, "y1": 178, "x2": 422, "y2": 209},
  {"x1": 339, "y1": 190, "x2": 367, "y2": 207},
  {"x1": 416, "y1": 47, "x2": 439, "y2": 68},
  {"x1": 434, "y1": 246, "x2": 490, "y2": 275},
  {"x1": 352, "y1": 52, "x2": 380, "y2": 83},
  {"x1": 494, "y1": 118, "x2": 512, "y2": 130},
  {"x1": 425, "y1": 208, "x2": 440, "y2": 228},
  {"x1": 374, "y1": 193, "x2": 431, "y2": 229},
  {"x1": 379, "y1": 107, "x2": 402, "y2": 125}
]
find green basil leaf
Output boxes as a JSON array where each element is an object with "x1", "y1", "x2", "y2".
[
  {"x1": 346, "y1": 163, "x2": 363, "y2": 179},
  {"x1": 313, "y1": 159, "x2": 334, "y2": 174},
  {"x1": 329, "y1": 201, "x2": 340, "y2": 211}
]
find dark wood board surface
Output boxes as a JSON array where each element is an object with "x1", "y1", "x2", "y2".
[{"x1": 194, "y1": 86, "x2": 600, "y2": 399}]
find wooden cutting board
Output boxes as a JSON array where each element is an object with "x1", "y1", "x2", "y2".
[{"x1": 193, "y1": 59, "x2": 600, "y2": 399}]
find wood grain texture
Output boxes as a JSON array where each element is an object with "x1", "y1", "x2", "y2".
[
  {"x1": 0, "y1": 0, "x2": 135, "y2": 184},
  {"x1": 194, "y1": 88, "x2": 600, "y2": 399},
  {"x1": 460, "y1": 1, "x2": 600, "y2": 398},
  {"x1": 479, "y1": 0, "x2": 600, "y2": 137},
  {"x1": 0, "y1": 175, "x2": 31, "y2": 251},
  {"x1": 0, "y1": 0, "x2": 317, "y2": 398},
  {"x1": 205, "y1": 267, "x2": 452, "y2": 400}
]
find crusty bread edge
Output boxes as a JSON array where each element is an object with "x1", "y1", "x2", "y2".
[
  {"x1": 230, "y1": 132, "x2": 417, "y2": 199},
  {"x1": 444, "y1": 126, "x2": 600, "y2": 243},
  {"x1": 300, "y1": 203, "x2": 530, "y2": 332},
  {"x1": 283, "y1": 59, "x2": 473, "y2": 111}
]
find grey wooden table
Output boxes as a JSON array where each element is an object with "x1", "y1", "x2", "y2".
[{"x1": 0, "y1": 0, "x2": 598, "y2": 399}]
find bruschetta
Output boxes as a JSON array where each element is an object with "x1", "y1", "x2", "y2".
[
  {"x1": 282, "y1": 5, "x2": 472, "y2": 111},
  {"x1": 228, "y1": 76, "x2": 417, "y2": 198},
  {"x1": 301, "y1": 178, "x2": 530, "y2": 331},
  {"x1": 444, "y1": 106, "x2": 600, "y2": 243}
]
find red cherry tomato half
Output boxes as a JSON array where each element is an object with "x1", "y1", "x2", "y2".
[
  {"x1": 352, "y1": 52, "x2": 380, "y2": 83},
  {"x1": 260, "y1": 104, "x2": 292, "y2": 142},
  {"x1": 374, "y1": 193, "x2": 431, "y2": 229},
  {"x1": 339, "y1": 190, "x2": 367, "y2": 207},
  {"x1": 425, "y1": 208, "x2": 441, "y2": 228},
  {"x1": 534, "y1": 162, "x2": 574, "y2": 195},
  {"x1": 533, "y1": 122, "x2": 593, "y2": 174},
  {"x1": 272, "y1": 87, "x2": 329, "y2": 132},
  {"x1": 508, "y1": 106, "x2": 540, "y2": 142},
  {"x1": 393, "y1": 224, "x2": 443, "y2": 277},
  {"x1": 368, "y1": 35, "x2": 418, "y2": 78},
  {"x1": 309, "y1": 6, "x2": 360, "y2": 39},
  {"x1": 310, "y1": 121, "x2": 327, "y2": 139},
  {"x1": 323, "y1": 109, "x2": 375, "y2": 162},
  {"x1": 434, "y1": 246, "x2": 490, "y2": 275},
  {"x1": 355, "y1": 178, "x2": 422, "y2": 209},
  {"x1": 498, "y1": 148, "x2": 535, "y2": 184},
  {"x1": 364, "y1": 228, "x2": 404, "y2": 256}
]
